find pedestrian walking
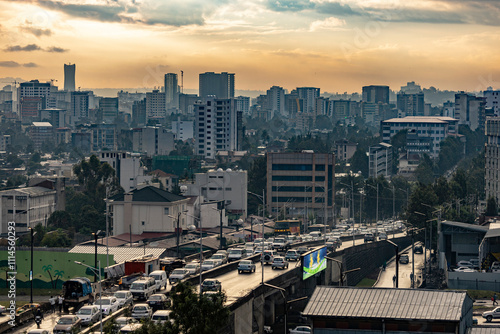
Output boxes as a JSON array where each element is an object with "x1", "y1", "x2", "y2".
[
  {"x1": 392, "y1": 275, "x2": 396, "y2": 287},
  {"x1": 58, "y1": 295, "x2": 63, "y2": 313},
  {"x1": 494, "y1": 293, "x2": 498, "y2": 306},
  {"x1": 49, "y1": 296, "x2": 56, "y2": 314}
]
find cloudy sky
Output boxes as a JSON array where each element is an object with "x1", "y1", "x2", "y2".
[{"x1": 1, "y1": 0, "x2": 500, "y2": 93}]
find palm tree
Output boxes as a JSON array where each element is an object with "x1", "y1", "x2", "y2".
[
  {"x1": 42, "y1": 264, "x2": 54, "y2": 288},
  {"x1": 53, "y1": 270, "x2": 64, "y2": 289}
]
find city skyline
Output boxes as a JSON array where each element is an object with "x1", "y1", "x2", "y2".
[{"x1": 1, "y1": 0, "x2": 499, "y2": 93}]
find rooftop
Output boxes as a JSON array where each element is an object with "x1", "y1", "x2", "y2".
[{"x1": 384, "y1": 116, "x2": 458, "y2": 124}]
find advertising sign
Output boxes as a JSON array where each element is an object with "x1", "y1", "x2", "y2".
[{"x1": 302, "y1": 246, "x2": 327, "y2": 280}]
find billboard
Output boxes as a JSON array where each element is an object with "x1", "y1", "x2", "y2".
[{"x1": 302, "y1": 246, "x2": 327, "y2": 280}]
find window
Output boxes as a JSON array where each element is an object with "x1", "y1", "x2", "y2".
[{"x1": 164, "y1": 208, "x2": 169, "y2": 215}]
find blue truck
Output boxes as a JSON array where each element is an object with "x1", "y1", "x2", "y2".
[{"x1": 62, "y1": 277, "x2": 95, "y2": 312}]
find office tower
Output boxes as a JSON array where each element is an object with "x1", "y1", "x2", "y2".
[
  {"x1": 297, "y1": 87, "x2": 320, "y2": 113},
  {"x1": 70, "y1": 91, "x2": 90, "y2": 124},
  {"x1": 397, "y1": 92, "x2": 425, "y2": 117},
  {"x1": 194, "y1": 97, "x2": 241, "y2": 159},
  {"x1": 164, "y1": 73, "x2": 179, "y2": 111},
  {"x1": 19, "y1": 80, "x2": 53, "y2": 122},
  {"x1": 483, "y1": 88, "x2": 500, "y2": 116},
  {"x1": 266, "y1": 86, "x2": 285, "y2": 118},
  {"x1": 132, "y1": 98, "x2": 147, "y2": 126},
  {"x1": 199, "y1": 72, "x2": 235, "y2": 99},
  {"x1": 368, "y1": 142, "x2": 393, "y2": 178},
  {"x1": 235, "y1": 96, "x2": 250, "y2": 115},
  {"x1": 132, "y1": 126, "x2": 175, "y2": 156},
  {"x1": 454, "y1": 92, "x2": 486, "y2": 131},
  {"x1": 145, "y1": 90, "x2": 166, "y2": 121},
  {"x1": 266, "y1": 152, "x2": 335, "y2": 226},
  {"x1": 91, "y1": 123, "x2": 117, "y2": 151},
  {"x1": 64, "y1": 63, "x2": 76, "y2": 91},
  {"x1": 362, "y1": 85, "x2": 390, "y2": 104},
  {"x1": 100, "y1": 97, "x2": 119, "y2": 122}
]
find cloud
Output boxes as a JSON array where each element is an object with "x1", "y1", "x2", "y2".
[
  {"x1": 5, "y1": 44, "x2": 42, "y2": 52},
  {"x1": 0, "y1": 61, "x2": 21, "y2": 68},
  {"x1": 46, "y1": 46, "x2": 67, "y2": 53},
  {"x1": 309, "y1": 17, "x2": 345, "y2": 31},
  {"x1": 265, "y1": 0, "x2": 315, "y2": 12},
  {"x1": 20, "y1": 25, "x2": 52, "y2": 37},
  {"x1": 23, "y1": 62, "x2": 38, "y2": 67}
]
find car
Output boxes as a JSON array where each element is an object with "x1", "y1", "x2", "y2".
[
  {"x1": 152, "y1": 310, "x2": 173, "y2": 324},
  {"x1": 16, "y1": 303, "x2": 40, "y2": 314},
  {"x1": 0, "y1": 305, "x2": 5, "y2": 315},
  {"x1": 399, "y1": 254, "x2": 409, "y2": 264},
  {"x1": 456, "y1": 260, "x2": 474, "y2": 268},
  {"x1": 53, "y1": 315, "x2": 82, "y2": 334},
  {"x1": 114, "y1": 291, "x2": 133, "y2": 308},
  {"x1": 289, "y1": 325, "x2": 312, "y2": 334},
  {"x1": 94, "y1": 296, "x2": 120, "y2": 316},
  {"x1": 271, "y1": 256, "x2": 289, "y2": 270},
  {"x1": 272, "y1": 237, "x2": 289, "y2": 251},
  {"x1": 469, "y1": 258, "x2": 480, "y2": 268},
  {"x1": 483, "y1": 307, "x2": 500, "y2": 322},
  {"x1": 184, "y1": 262, "x2": 201, "y2": 275},
  {"x1": 131, "y1": 303, "x2": 152, "y2": 320},
  {"x1": 378, "y1": 232, "x2": 388, "y2": 241},
  {"x1": 28, "y1": 330, "x2": 50, "y2": 334},
  {"x1": 364, "y1": 233, "x2": 375, "y2": 242},
  {"x1": 285, "y1": 250, "x2": 300, "y2": 261},
  {"x1": 76, "y1": 305, "x2": 101, "y2": 326},
  {"x1": 169, "y1": 268, "x2": 191, "y2": 284},
  {"x1": 120, "y1": 323, "x2": 143, "y2": 333},
  {"x1": 413, "y1": 245, "x2": 423, "y2": 254},
  {"x1": 201, "y1": 259, "x2": 220, "y2": 272},
  {"x1": 454, "y1": 266, "x2": 475, "y2": 272},
  {"x1": 211, "y1": 253, "x2": 228, "y2": 264},
  {"x1": 114, "y1": 317, "x2": 138, "y2": 330},
  {"x1": 147, "y1": 294, "x2": 171, "y2": 310},
  {"x1": 228, "y1": 248, "x2": 245, "y2": 262},
  {"x1": 238, "y1": 260, "x2": 256, "y2": 273},
  {"x1": 297, "y1": 246, "x2": 309, "y2": 255},
  {"x1": 201, "y1": 279, "x2": 222, "y2": 292},
  {"x1": 261, "y1": 250, "x2": 276, "y2": 264}
]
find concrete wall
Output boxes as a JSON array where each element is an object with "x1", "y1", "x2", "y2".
[{"x1": 448, "y1": 271, "x2": 500, "y2": 291}]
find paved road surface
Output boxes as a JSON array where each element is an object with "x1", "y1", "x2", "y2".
[{"x1": 375, "y1": 245, "x2": 425, "y2": 288}]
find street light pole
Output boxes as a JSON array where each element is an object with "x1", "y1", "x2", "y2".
[
  {"x1": 75, "y1": 261, "x2": 102, "y2": 334},
  {"x1": 29, "y1": 227, "x2": 36, "y2": 304},
  {"x1": 92, "y1": 230, "x2": 101, "y2": 283},
  {"x1": 386, "y1": 240, "x2": 399, "y2": 288}
]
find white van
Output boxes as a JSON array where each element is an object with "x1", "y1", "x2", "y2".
[
  {"x1": 129, "y1": 276, "x2": 156, "y2": 300},
  {"x1": 309, "y1": 231, "x2": 322, "y2": 240},
  {"x1": 149, "y1": 270, "x2": 167, "y2": 291},
  {"x1": 152, "y1": 310, "x2": 173, "y2": 324}
]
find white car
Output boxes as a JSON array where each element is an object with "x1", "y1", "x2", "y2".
[
  {"x1": 131, "y1": 303, "x2": 152, "y2": 320},
  {"x1": 456, "y1": 260, "x2": 474, "y2": 268},
  {"x1": 184, "y1": 263, "x2": 201, "y2": 275},
  {"x1": 114, "y1": 291, "x2": 133, "y2": 308},
  {"x1": 94, "y1": 296, "x2": 119, "y2": 315},
  {"x1": 454, "y1": 266, "x2": 475, "y2": 272},
  {"x1": 201, "y1": 260, "x2": 219, "y2": 272},
  {"x1": 211, "y1": 253, "x2": 228, "y2": 264},
  {"x1": 76, "y1": 305, "x2": 101, "y2": 326},
  {"x1": 169, "y1": 269, "x2": 191, "y2": 284},
  {"x1": 152, "y1": 310, "x2": 173, "y2": 324},
  {"x1": 289, "y1": 325, "x2": 312, "y2": 333},
  {"x1": 114, "y1": 317, "x2": 138, "y2": 329}
]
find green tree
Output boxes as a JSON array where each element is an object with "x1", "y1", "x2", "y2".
[
  {"x1": 350, "y1": 148, "x2": 368, "y2": 177},
  {"x1": 247, "y1": 156, "x2": 266, "y2": 215},
  {"x1": 47, "y1": 210, "x2": 72, "y2": 230},
  {"x1": 170, "y1": 282, "x2": 230, "y2": 334},
  {"x1": 415, "y1": 154, "x2": 434, "y2": 185},
  {"x1": 486, "y1": 197, "x2": 498, "y2": 216},
  {"x1": 40, "y1": 229, "x2": 72, "y2": 247}
]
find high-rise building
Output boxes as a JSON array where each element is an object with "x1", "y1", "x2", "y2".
[
  {"x1": 91, "y1": 123, "x2": 117, "y2": 151},
  {"x1": 171, "y1": 118, "x2": 194, "y2": 141},
  {"x1": 70, "y1": 91, "x2": 90, "y2": 124},
  {"x1": 266, "y1": 86, "x2": 285, "y2": 118},
  {"x1": 199, "y1": 72, "x2": 235, "y2": 99},
  {"x1": 64, "y1": 63, "x2": 76, "y2": 91},
  {"x1": 266, "y1": 152, "x2": 335, "y2": 226},
  {"x1": 29, "y1": 122, "x2": 53, "y2": 150},
  {"x1": 484, "y1": 88, "x2": 500, "y2": 116},
  {"x1": 486, "y1": 117, "x2": 500, "y2": 205},
  {"x1": 454, "y1": 92, "x2": 486, "y2": 131},
  {"x1": 132, "y1": 98, "x2": 147, "y2": 126},
  {"x1": 368, "y1": 142, "x2": 393, "y2": 178},
  {"x1": 194, "y1": 97, "x2": 241, "y2": 159},
  {"x1": 179, "y1": 93, "x2": 198, "y2": 114},
  {"x1": 164, "y1": 73, "x2": 179, "y2": 111},
  {"x1": 100, "y1": 97, "x2": 119, "y2": 122},
  {"x1": 235, "y1": 96, "x2": 250, "y2": 115},
  {"x1": 145, "y1": 90, "x2": 166, "y2": 121},
  {"x1": 397, "y1": 92, "x2": 425, "y2": 117},
  {"x1": 297, "y1": 87, "x2": 320, "y2": 113},
  {"x1": 362, "y1": 85, "x2": 389, "y2": 104},
  {"x1": 132, "y1": 126, "x2": 175, "y2": 156}
]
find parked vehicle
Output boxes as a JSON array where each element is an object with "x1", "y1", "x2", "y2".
[
  {"x1": 184, "y1": 263, "x2": 201, "y2": 275},
  {"x1": 456, "y1": 260, "x2": 474, "y2": 268},
  {"x1": 285, "y1": 250, "x2": 300, "y2": 262},
  {"x1": 169, "y1": 269, "x2": 191, "y2": 284},
  {"x1": 130, "y1": 276, "x2": 156, "y2": 300},
  {"x1": 114, "y1": 317, "x2": 138, "y2": 330},
  {"x1": 469, "y1": 258, "x2": 480, "y2": 268},
  {"x1": 271, "y1": 257, "x2": 289, "y2": 270},
  {"x1": 238, "y1": 260, "x2": 256, "y2": 274},
  {"x1": 147, "y1": 294, "x2": 171, "y2": 310},
  {"x1": 152, "y1": 310, "x2": 173, "y2": 324},
  {"x1": 201, "y1": 279, "x2": 222, "y2": 292},
  {"x1": 289, "y1": 326, "x2": 312, "y2": 334},
  {"x1": 53, "y1": 315, "x2": 82, "y2": 334},
  {"x1": 94, "y1": 296, "x2": 120, "y2": 316},
  {"x1": 131, "y1": 303, "x2": 152, "y2": 320},
  {"x1": 149, "y1": 270, "x2": 167, "y2": 291},
  {"x1": 483, "y1": 307, "x2": 500, "y2": 322},
  {"x1": 114, "y1": 291, "x2": 133, "y2": 308},
  {"x1": 399, "y1": 254, "x2": 409, "y2": 264},
  {"x1": 76, "y1": 305, "x2": 101, "y2": 326},
  {"x1": 454, "y1": 267, "x2": 475, "y2": 272}
]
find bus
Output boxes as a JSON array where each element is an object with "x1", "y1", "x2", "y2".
[{"x1": 274, "y1": 219, "x2": 301, "y2": 236}]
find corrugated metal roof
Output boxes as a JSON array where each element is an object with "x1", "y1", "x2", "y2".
[
  {"x1": 69, "y1": 245, "x2": 167, "y2": 264},
  {"x1": 109, "y1": 186, "x2": 186, "y2": 203},
  {"x1": 467, "y1": 328, "x2": 500, "y2": 334},
  {"x1": 441, "y1": 220, "x2": 488, "y2": 233},
  {"x1": 303, "y1": 287, "x2": 468, "y2": 321}
]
